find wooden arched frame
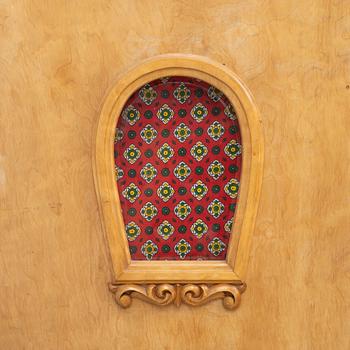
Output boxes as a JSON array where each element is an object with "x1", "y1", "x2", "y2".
[{"x1": 93, "y1": 54, "x2": 264, "y2": 310}]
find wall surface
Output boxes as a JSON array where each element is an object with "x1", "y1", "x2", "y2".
[{"x1": 0, "y1": 1, "x2": 349, "y2": 349}]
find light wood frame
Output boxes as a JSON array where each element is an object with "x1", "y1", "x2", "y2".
[{"x1": 93, "y1": 54, "x2": 264, "y2": 309}]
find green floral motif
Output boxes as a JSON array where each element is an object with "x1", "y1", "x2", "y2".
[
  {"x1": 115, "y1": 165, "x2": 124, "y2": 180},
  {"x1": 190, "y1": 102, "x2": 208, "y2": 122},
  {"x1": 208, "y1": 237, "x2": 226, "y2": 256},
  {"x1": 174, "y1": 200, "x2": 191, "y2": 220},
  {"x1": 190, "y1": 219, "x2": 208, "y2": 239},
  {"x1": 141, "y1": 202, "x2": 158, "y2": 221},
  {"x1": 157, "y1": 220, "x2": 175, "y2": 240},
  {"x1": 139, "y1": 84, "x2": 157, "y2": 105},
  {"x1": 123, "y1": 144, "x2": 141, "y2": 164},
  {"x1": 157, "y1": 143, "x2": 174, "y2": 163},
  {"x1": 207, "y1": 199, "x2": 225, "y2": 219},
  {"x1": 140, "y1": 163, "x2": 157, "y2": 183},
  {"x1": 122, "y1": 105, "x2": 140, "y2": 125},
  {"x1": 125, "y1": 221, "x2": 141, "y2": 241},
  {"x1": 141, "y1": 240, "x2": 158, "y2": 260},
  {"x1": 157, "y1": 103, "x2": 174, "y2": 124},
  {"x1": 224, "y1": 219, "x2": 233, "y2": 233},
  {"x1": 224, "y1": 104, "x2": 237, "y2": 120},
  {"x1": 122, "y1": 182, "x2": 141, "y2": 203},
  {"x1": 140, "y1": 124, "x2": 157, "y2": 144},
  {"x1": 207, "y1": 86, "x2": 223, "y2": 102},
  {"x1": 224, "y1": 140, "x2": 242, "y2": 160},
  {"x1": 157, "y1": 182, "x2": 175, "y2": 202},
  {"x1": 207, "y1": 160, "x2": 224, "y2": 180},
  {"x1": 224, "y1": 178, "x2": 240, "y2": 199},
  {"x1": 190, "y1": 180, "x2": 208, "y2": 200},
  {"x1": 174, "y1": 123, "x2": 191, "y2": 143},
  {"x1": 207, "y1": 121, "x2": 224, "y2": 141},
  {"x1": 115, "y1": 128, "x2": 124, "y2": 143},
  {"x1": 174, "y1": 239, "x2": 191, "y2": 259},
  {"x1": 174, "y1": 162, "x2": 191, "y2": 182},
  {"x1": 173, "y1": 82, "x2": 191, "y2": 104},
  {"x1": 190, "y1": 141, "x2": 208, "y2": 161}
]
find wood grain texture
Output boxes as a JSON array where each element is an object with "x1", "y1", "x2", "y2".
[{"x1": 0, "y1": 1, "x2": 349, "y2": 349}]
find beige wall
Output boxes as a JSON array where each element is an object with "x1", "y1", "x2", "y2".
[{"x1": 1, "y1": 1, "x2": 349, "y2": 349}]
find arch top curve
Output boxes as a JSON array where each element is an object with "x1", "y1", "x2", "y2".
[{"x1": 93, "y1": 54, "x2": 264, "y2": 308}]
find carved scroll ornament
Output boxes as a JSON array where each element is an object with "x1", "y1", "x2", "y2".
[{"x1": 109, "y1": 283, "x2": 246, "y2": 310}]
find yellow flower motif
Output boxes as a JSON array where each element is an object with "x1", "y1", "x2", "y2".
[
  {"x1": 122, "y1": 105, "x2": 140, "y2": 125},
  {"x1": 174, "y1": 201, "x2": 191, "y2": 220},
  {"x1": 125, "y1": 221, "x2": 141, "y2": 241},
  {"x1": 157, "y1": 104, "x2": 174, "y2": 124},
  {"x1": 174, "y1": 162, "x2": 191, "y2": 181},
  {"x1": 141, "y1": 240, "x2": 158, "y2": 260},
  {"x1": 174, "y1": 123, "x2": 191, "y2": 142},
  {"x1": 224, "y1": 178, "x2": 240, "y2": 199},
  {"x1": 174, "y1": 239, "x2": 191, "y2": 259}
]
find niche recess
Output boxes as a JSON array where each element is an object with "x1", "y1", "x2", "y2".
[{"x1": 94, "y1": 55, "x2": 263, "y2": 310}]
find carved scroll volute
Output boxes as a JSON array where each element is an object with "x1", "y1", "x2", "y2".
[
  {"x1": 110, "y1": 283, "x2": 246, "y2": 310},
  {"x1": 181, "y1": 283, "x2": 245, "y2": 310},
  {"x1": 110, "y1": 284, "x2": 177, "y2": 308}
]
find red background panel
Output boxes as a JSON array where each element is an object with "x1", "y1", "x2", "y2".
[{"x1": 114, "y1": 76, "x2": 242, "y2": 260}]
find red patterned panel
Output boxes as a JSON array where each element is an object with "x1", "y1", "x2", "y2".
[{"x1": 114, "y1": 77, "x2": 242, "y2": 260}]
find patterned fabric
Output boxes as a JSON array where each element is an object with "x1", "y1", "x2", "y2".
[{"x1": 114, "y1": 77, "x2": 242, "y2": 260}]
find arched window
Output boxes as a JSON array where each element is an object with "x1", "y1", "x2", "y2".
[{"x1": 94, "y1": 55, "x2": 263, "y2": 309}]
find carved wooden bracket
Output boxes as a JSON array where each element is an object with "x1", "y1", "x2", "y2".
[{"x1": 109, "y1": 283, "x2": 246, "y2": 310}]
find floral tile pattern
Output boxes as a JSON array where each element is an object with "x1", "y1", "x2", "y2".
[
  {"x1": 140, "y1": 124, "x2": 157, "y2": 144},
  {"x1": 207, "y1": 199, "x2": 225, "y2": 219},
  {"x1": 173, "y1": 82, "x2": 191, "y2": 104},
  {"x1": 140, "y1": 163, "x2": 157, "y2": 183},
  {"x1": 122, "y1": 105, "x2": 140, "y2": 125},
  {"x1": 122, "y1": 182, "x2": 141, "y2": 203},
  {"x1": 207, "y1": 86, "x2": 223, "y2": 102},
  {"x1": 207, "y1": 160, "x2": 225, "y2": 180},
  {"x1": 174, "y1": 123, "x2": 191, "y2": 142},
  {"x1": 139, "y1": 84, "x2": 157, "y2": 106},
  {"x1": 207, "y1": 121, "x2": 225, "y2": 141},
  {"x1": 208, "y1": 237, "x2": 226, "y2": 256},
  {"x1": 191, "y1": 102, "x2": 208, "y2": 122},
  {"x1": 174, "y1": 239, "x2": 191, "y2": 259},
  {"x1": 174, "y1": 200, "x2": 191, "y2": 220},
  {"x1": 157, "y1": 220, "x2": 175, "y2": 240},
  {"x1": 191, "y1": 219, "x2": 208, "y2": 239},
  {"x1": 190, "y1": 141, "x2": 208, "y2": 161},
  {"x1": 190, "y1": 180, "x2": 208, "y2": 200},
  {"x1": 125, "y1": 221, "x2": 141, "y2": 241},
  {"x1": 123, "y1": 144, "x2": 141, "y2": 164},
  {"x1": 174, "y1": 161, "x2": 191, "y2": 182},
  {"x1": 114, "y1": 76, "x2": 242, "y2": 260},
  {"x1": 115, "y1": 165, "x2": 124, "y2": 181},
  {"x1": 157, "y1": 181, "x2": 175, "y2": 202},
  {"x1": 141, "y1": 240, "x2": 158, "y2": 260},
  {"x1": 157, "y1": 103, "x2": 174, "y2": 124},
  {"x1": 157, "y1": 142, "x2": 174, "y2": 163},
  {"x1": 140, "y1": 202, "x2": 158, "y2": 221}
]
